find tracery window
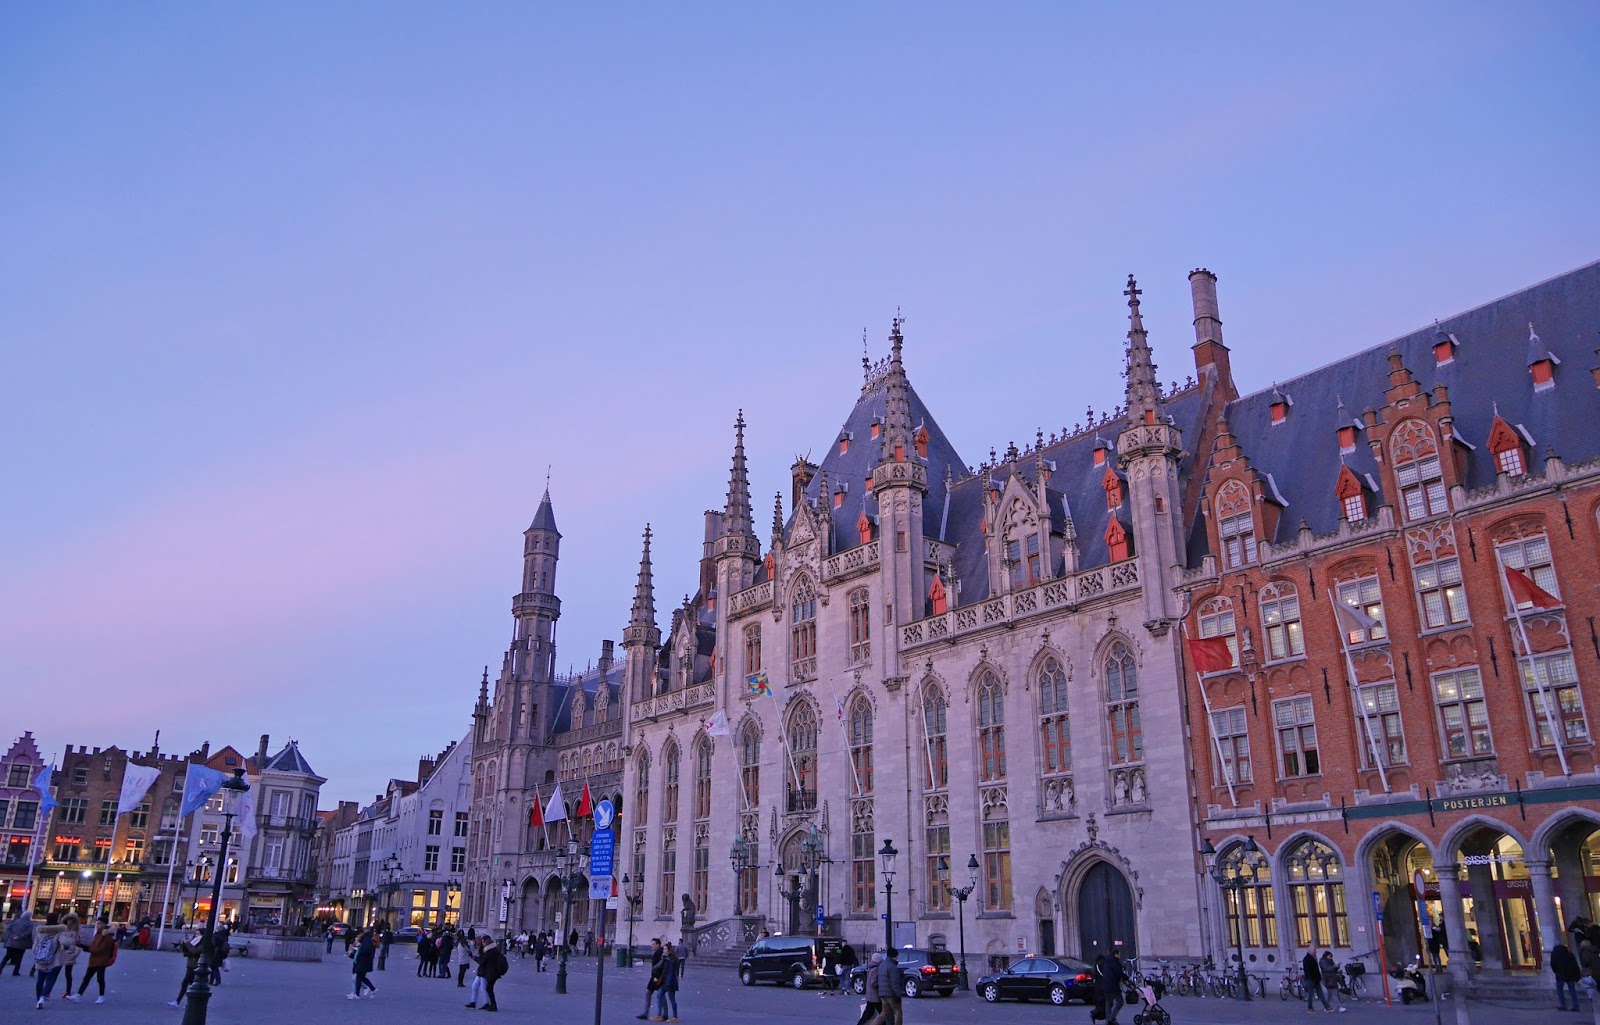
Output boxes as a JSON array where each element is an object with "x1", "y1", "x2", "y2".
[
  {"x1": 1198, "y1": 596, "x2": 1238, "y2": 665},
  {"x1": 662, "y1": 742, "x2": 680, "y2": 823},
  {"x1": 738, "y1": 724, "x2": 760, "y2": 806},
  {"x1": 1285, "y1": 839, "x2": 1348, "y2": 948},
  {"x1": 1391, "y1": 420, "x2": 1448, "y2": 521},
  {"x1": 1216, "y1": 480, "x2": 1256, "y2": 567},
  {"x1": 790, "y1": 578, "x2": 817, "y2": 679},
  {"x1": 787, "y1": 701, "x2": 818, "y2": 811},
  {"x1": 848, "y1": 697, "x2": 874, "y2": 795},
  {"x1": 848, "y1": 588, "x2": 871, "y2": 665},
  {"x1": 1105, "y1": 642, "x2": 1143, "y2": 766},
  {"x1": 1259, "y1": 583, "x2": 1304, "y2": 660},
  {"x1": 1037, "y1": 656, "x2": 1071, "y2": 775},
  {"x1": 921, "y1": 687, "x2": 949, "y2": 790},
  {"x1": 977, "y1": 672, "x2": 1007, "y2": 782}
]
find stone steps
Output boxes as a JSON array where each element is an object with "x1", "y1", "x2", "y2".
[{"x1": 1455, "y1": 971, "x2": 1559, "y2": 1009}]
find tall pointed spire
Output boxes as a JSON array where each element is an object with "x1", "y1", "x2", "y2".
[
  {"x1": 772, "y1": 491, "x2": 784, "y2": 547},
  {"x1": 1123, "y1": 274, "x2": 1161, "y2": 425},
  {"x1": 529, "y1": 484, "x2": 558, "y2": 533},
  {"x1": 722, "y1": 410, "x2": 755, "y2": 539},
  {"x1": 880, "y1": 312, "x2": 914, "y2": 459},
  {"x1": 630, "y1": 525, "x2": 656, "y2": 627}
]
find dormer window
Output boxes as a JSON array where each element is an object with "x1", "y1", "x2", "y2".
[
  {"x1": 894, "y1": 444, "x2": 905, "y2": 461},
  {"x1": 839, "y1": 433, "x2": 852, "y2": 455},
  {"x1": 1335, "y1": 465, "x2": 1367, "y2": 524},
  {"x1": 1269, "y1": 388, "x2": 1292, "y2": 425},
  {"x1": 1488, "y1": 415, "x2": 1528, "y2": 477},
  {"x1": 1433, "y1": 325, "x2": 1458, "y2": 365},
  {"x1": 1102, "y1": 466, "x2": 1123, "y2": 509},
  {"x1": 1528, "y1": 323, "x2": 1560, "y2": 392},
  {"x1": 870, "y1": 422, "x2": 881, "y2": 439},
  {"x1": 833, "y1": 482, "x2": 848, "y2": 508},
  {"x1": 1092, "y1": 443, "x2": 1108, "y2": 467},
  {"x1": 1338, "y1": 425, "x2": 1357, "y2": 454},
  {"x1": 1006, "y1": 534, "x2": 1042, "y2": 588},
  {"x1": 1215, "y1": 480, "x2": 1257, "y2": 568},
  {"x1": 1105, "y1": 520, "x2": 1131, "y2": 562},
  {"x1": 915, "y1": 424, "x2": 929, "y2": 458},
  {"x1": 1342, "y1": 494, "x2": 1366, "y2": 522},
  {"x1": 1496, "y1": 445, "x2": 1524, "y2": 476},
  {"x1": 857, "y1": 510, "x2": 874, "y2": 544}
]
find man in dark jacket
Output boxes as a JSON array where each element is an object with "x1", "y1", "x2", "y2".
[
  {"x1": 873, "y1": 949, "x2": 904, "y2": 1025},
  {"x1": 437, "y1": 930, "x2": 455, "y2": 982},
  {"x1": 1553, "y1": 941, "x2": 1582, "y2": 1011},
  {"x1": 1303, "y1": 945, "x2": 1331, "y2": 1011},
  {"x1": 1096, "y1": 952, "x2": 1126, "y2": 1025},
  {"x1": 638, "y1": 938, "x2": 664, "y2": 1019},
  {"x1": 476, "y1": 936, "x2": 508, "y2": 1011}
]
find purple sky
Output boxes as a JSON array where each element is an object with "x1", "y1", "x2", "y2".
[{"x1": 3, "y1": 4, "x2": 1597, "y2": 805}]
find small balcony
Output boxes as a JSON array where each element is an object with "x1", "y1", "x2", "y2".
[{"x1": 785, "y1": 788, "x2": 817, "y2": 814}]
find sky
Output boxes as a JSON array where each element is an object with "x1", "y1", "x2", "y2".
[{"x1": 3, "y1": 3, "x2": 1598, "y2": 805}]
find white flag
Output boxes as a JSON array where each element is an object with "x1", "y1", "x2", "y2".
[
  {"x1": 702, "y1": 709, "x2": 729, "y2": 737},
  {"x1": 236, "y1": 775, "x2": 258, "y2": 842},
  {"x1": 1333, "y1": 599, "x2": 1382, "y2": 637},
  {"x1": 118, "y1": 764, "x2": 163, "y2": 815},
  {"x1": 543, "y1": 782, "x2": 567, "y2": 823}
]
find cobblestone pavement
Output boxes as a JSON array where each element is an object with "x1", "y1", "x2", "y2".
[{"x1": 0, "y1": 948, "x2": 1581, "y2": 1025}]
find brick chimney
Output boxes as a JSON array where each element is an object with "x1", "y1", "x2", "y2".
[{"x1": 1189, "y1": 269, "x2": 1236, "y2": 398}]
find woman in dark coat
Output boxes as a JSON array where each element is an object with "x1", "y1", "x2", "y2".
[{"x1": 349, "y1": 931, "x2": 377, "y2": 999}]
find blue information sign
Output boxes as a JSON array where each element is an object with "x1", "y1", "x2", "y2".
[
  {"x1": 589, "y1": 800, "x2": 616, "y2": 899},
  {"x1": 815, "y1": 904, "x2": 825, "y2": 926}
]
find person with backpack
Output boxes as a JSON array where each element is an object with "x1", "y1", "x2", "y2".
[
  {"x1": 76, "y1": 916, "x2": 117, "y2": 1004},
  {"x1": 30, "y1": 912, "x2": 70, "y2": 1009},
  {"x1": 2, "y1": 910, "x2": 32, "y2": 976},
  {"x1": 476, "y1": 934, "x2": 508, "y2": 1012}
]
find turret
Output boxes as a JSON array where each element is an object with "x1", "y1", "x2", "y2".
[
  {"x1": 623, "y1": 526, "x2": 662, "y2": 702},
  {"x1": 870, "y1": 315, "x2": 930, "y2": 653}
]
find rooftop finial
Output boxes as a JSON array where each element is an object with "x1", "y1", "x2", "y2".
[
  {"x1": 1122, "y1": 273, "x2": 1160, "y2": 425},
  {"x1": 722, "y1": 411, "x2": 755, "y2": 540}
]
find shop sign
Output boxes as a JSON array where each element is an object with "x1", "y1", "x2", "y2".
[{"x1": 1435, "y1": 793, "x2": 1511, "y2": 813}]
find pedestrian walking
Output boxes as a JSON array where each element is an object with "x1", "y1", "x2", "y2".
[
  {"x1": 210, "y1": 923, "x2": 230, "y2": 985},
  {"x1": 637, "y1": 938, "x2": 664, "y2": 1019},
  {"x1": 476, "y1": 934, "x2": 508, "y2": 1011},
  {"x1": 164, "y1": 928, "x2": 205, "y2": 1009},
  {"x1": 2, "y1": 910, "x2": 32, "y2": 976},
  {"x1": 348, "y1": 930, "x2": 377, "y2": 1000},
  {"x1": 835, "y1": 943, "x2": 858, "y2": 996},
  {"x1": 854, "y1": 951, "x2": 883, "y2": 1025},
  {"x1": 1318, "y1": 949, "x2": 1347, "y2": 1012},
  {"x1": 325, "y1": 929, "x2": 334, "y2": 954},
  {"x1": 29, "y1": 913, "x2": 70, "y2": 1009},
  {"x1": 464, "y1": 937, "x2": 486, "y2": 1007},
  {"x1": 534, "y1": 931, "x2": 548, "y2": 972},
  {"x1": 458, "y1": 929, "x2": 475, "y2": 987},
  {"x1": 76, "y1": 916, "x2": 117, "y2": 1004},
  {"x1": 1554, "y1": 941, "x2": 1583, "y2": 1011},
  {"x1": 417, "y1": 930, "x2": 435, "y2": 977},
  {"x1": 1095, "y1": 952, "x2": 1125, "y2": 1025},
  {"x1": 1302, "y1": 944, "x2": 1332, "y2": 1012},
  {"x1": 54, "y1": 913, "x2": 81, "y2": 1001},
  {"x1": 872, "y1": 948, "x2": 904, "y2": 1025},
  {"x1": 652, "y1": 942, "x2": 680, "y2": 1022}
]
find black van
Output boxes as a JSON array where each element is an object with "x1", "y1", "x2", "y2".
[{"x1": 737, "y1": 935, "x2": 844, "y2": 988}]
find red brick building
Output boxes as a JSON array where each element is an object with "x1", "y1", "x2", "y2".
[{"x1": 1180, "y1": 261, "x2": 1600, "y2": 991}]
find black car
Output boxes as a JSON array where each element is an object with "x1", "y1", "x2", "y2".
[
  {"x1": 738, "y1": 935, "x2": 845, "y2": 988},
  {"x1": 976, "y1": 955, "x2": 1096, "y2": 1005},
  {"x1": 847, "y1": 948, "x2": 960, "y2": 998}
]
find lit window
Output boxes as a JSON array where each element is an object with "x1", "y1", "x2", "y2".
[
  {"x1": 1432, "y1": 669, "x2": 1492, "y2": 758},
  {"x1": 1274, "y1": 697, "x2": 1320, "y2": 778},
  {"x1": 1391, "y1": 420, "x2": 1448, "y2": 520},
  {"x1": 1336, "y1": 576, "x2": 1387, "y2": 644},
  {"x1": 1219, "y1": 843, "x2": 1276, "y2": 948},
  {"x1": 1342, "y1": 493, "x2": 1366, "y2": 523},
  {"x1": 1415, "y1": 558, "x2": 1469, "y2": 629},
  {"x1": 1260, "y1": 584, "x2": 1305, "y2": 660},
  {"x1": 1496, "y1": 445, "x2": 1525, "y2": 476},
  {"x1": 1198, "y1": 597, "x2": 1238, "y2": 665},
  {"x1": 1497, "y1": 535, "x2": 1561, "y2": 608},
  {"x1": 1219, "y1": 513, "x2": 1256, "y2": 567},
  {"x1": 1519, "y1": 652, "x2": 1588, "y2": 748},
  {"x1": 1356, "y1": 682, "x2": 1406, "y2": 766},
  {"x1": 1285, "y1": 839, "x2": 1348, "y2": 948}
]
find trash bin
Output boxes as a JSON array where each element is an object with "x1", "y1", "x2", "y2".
[{"x1": 617, "y1": 947, "x2": 631, "y2": 968}]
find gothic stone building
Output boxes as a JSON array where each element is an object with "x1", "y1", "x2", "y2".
[
  {"x1": 1182, "y1": 260, "x2": 1600, "y2": 990},
  {"x1": 465, "y1": 271, "x2": 1231, "y2": 967}
]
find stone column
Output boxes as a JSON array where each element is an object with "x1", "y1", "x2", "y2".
[
  {"x1": 1465, "y1": 860, "x2": 1505, "y2": 969},
  {"x1": 1436, "y1": 862, "x2": 1472, "y2": 982},
  {"x1": 1555, "y1": 843, "x2": 1589, "y2": 928},
  {"x1": 1528, "y1": 860, "x2": 1561, "y2": 958}
]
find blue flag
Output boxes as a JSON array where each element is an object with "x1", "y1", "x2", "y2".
[
  {"x1": 180, "y1": 764, "x2": 229, "y2": 817},
  {"x1": 34, "y1": 766, "x2": 57, "y2": 814}
]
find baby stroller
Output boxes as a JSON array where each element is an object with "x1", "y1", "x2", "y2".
[{"x1": 1129, "y1": 981, "x2": 1171, "y2": 1025}]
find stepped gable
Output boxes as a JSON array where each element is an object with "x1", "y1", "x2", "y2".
[
  {"x1": 801, "y1": 346, "x2": 966, "y2": 547},
  {"x1": 942, "y1": 381, "x2": 1213, "y2": 605},
  {"x1": 1202, "y1": 259, "x2": 1600, "y2": 550}
]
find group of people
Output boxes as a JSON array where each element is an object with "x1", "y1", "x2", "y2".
[
  {"x1": 2, "y1": 910, "x2": 122, "y2": 1009},
  {"x1": 166, "y1": 921, "x2": 233, "y2": 1008},
  {"x1": 637, "y1": 937, "x2": 682, "y2": 1022},
  {"x1": 1552, "y1": 915, "x2": 1600, "y2": 1011},
  {"x1": 415, "y1": 928, "x2": 458, "y2": 978},
  {"x1": 1299, "y1": 944, "x2": 1350, "y2": 1014}
]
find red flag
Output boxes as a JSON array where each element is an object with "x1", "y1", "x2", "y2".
[
  {"x1": 1186, "y1": 636, "x2": 1236, "y2": 675},
  {"x1": 528, "y1": 796, "x2": 543, "y2": 829},
  {"x1": 576, "y1": 782, "x2": 592, "y2": 818},
  {"x1": 1505, "y1": 565, "x2": 1561, "y2": 610}
]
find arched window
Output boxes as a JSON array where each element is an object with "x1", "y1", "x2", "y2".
[
  {"x1": 743, "y1": 624, "x2": 762, "y2": 678},
  {"x1": 738, "y1": 724, "x2": 760, "y2": 807},
  {"x1": 1218, "y1": 842, "x2": 1276, "y2": 948},
  {"x1": 1391, "y1": 419, "x2": 1447, "y2": 521},
  {"x1": 663, "y1": 743, "x2": 680, "y2": 824},
  {"x1": 1105, "y1": 642, "x2": 1143, "y2": 766},
  {"x1": 693, "y1": 741, "x2": 712, "y2": 820},
  {"x1": 1038, "y1": 656, "x2": 1071, "y2": 776},
  {"x1": 1259, "y1": 582, "x2": 1304, "y2": 661},
  {"x1": 1215, "y1": 480, "x2": 1256, "y2": 567},
  {"x1": 1198, "y1": 596, "x2": 1237, "y2": 665},
  {"x1": 849, "y1": 697, "x2": 874, "y2": 795},
  {"x1": 658, "y1": 827, "x2": 677, "y2": 916},
  {"x1": 790, "y1": 578, "x2": 817, "y2": 680},
  {"x1": 787, "y1": 702, "x2": 818, "y2": 812},
  {"x1": 1284, "y1": 838, "x2": 1348, "y2": 948},
  {"x1": 634, "y1": 752, "x2": 650, "y2": 828},
  {"x1": 977, "y1": 672, "x2": 1007, "y2": 782},
  {"x1": 921, "y1": 687, "x2": 949, "y2": 790},
  {"x1": 848, "y1": 587, "x2": 871, "y2": 665}
]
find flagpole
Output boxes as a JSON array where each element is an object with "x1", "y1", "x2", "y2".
[
  {"x1": 156, "y1": 814, "x2": 187, "y2": 949},
  {"x1": 821, "y1": 672, "x2": 863, "y2": 797},
  {"x1": 1330, "y1": 591, "x2": 1390, "y2": 793},
  {"x1": 22, "y1": 754, "x2": 56, "y2": 915},
  {"x1": 1183, "y1": 624, "x2": 1238, "y2": 808},
  {"x1": 912, "y1": 696, "x2": 938, "y2": 791},
  {"x1": 94, "y1": 820, "x2": 118, "y2": 920},
  {"x1": 1495, "y1": 552, "x2": 1570, "y2": 776},
  {"x1": 763, "y1": 684, "x2": 806, "y2": 802}
]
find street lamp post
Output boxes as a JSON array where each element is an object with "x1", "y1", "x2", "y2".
[
  {"x1": 190, "y1": 858, "x2": 212, "y2": 924},
  {"x1": 180, "y1": 768, "x2": 250, "y2": 1025},
  {"x1": 1200, "y1": 836, "x2": 1266, "y2": 1001},
  {"x1": 623, "y1": 873, "x2": 642, "y2": 965},
  {"x1": 950, "y1": 854, "x2": 980, "y2": 990},
  {"x1": 377, "y1": 854, "x2": 400, "y2": 970},
  {"x1": 555, "y1": 839, "x2": 587, "y2": 995},
  {"x1": 775, "y1": 864, "x2": 810, "y2": 935},
  {"x1": 443, "y1": 881, "x2": 460, "y2": 927},
  {"x1": 877, "y1": 839, "x2": 898, "y2": 953},
  {"x1": 729, "y1": 837, "x2": 750, "y2": 917}
]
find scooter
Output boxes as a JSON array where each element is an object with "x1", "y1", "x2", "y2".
[{"x1": 1389, "y1": 956, "x2": 1427, "y2": 1004}]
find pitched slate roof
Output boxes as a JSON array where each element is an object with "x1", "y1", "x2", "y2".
[
  {"x1": 529, "y1": 488, "x2": 559, "y2": 533},
  {"x1": 264, "y1": 740, "x2": 319, "y2": 778},
  {"x1": 549, "y1": 666, "x2": 624, "y2": 734},
  {"x1": 1193, "y1": 259, "x2": 1600, "y2": 556}
]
